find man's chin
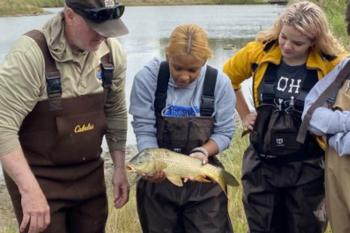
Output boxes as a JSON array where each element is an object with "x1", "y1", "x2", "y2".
[{"x1": 87, "y1": 42, "x2": 103, "y2": 52}]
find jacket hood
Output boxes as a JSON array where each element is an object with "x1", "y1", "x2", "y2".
[{"x1": 42, "y1": 12, "x2": 88, "y2": 63}]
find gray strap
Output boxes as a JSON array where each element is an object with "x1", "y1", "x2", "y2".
[{"x1": 296, "y1": 60, "x2": 350, "y2": 143}]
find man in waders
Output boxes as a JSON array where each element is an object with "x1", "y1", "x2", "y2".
[{"x1": 0, "y1": 0, "x2": 129, "y2": 232}]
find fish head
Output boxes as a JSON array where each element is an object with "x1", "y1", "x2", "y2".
[{"x1": 126, "y1": 148, "x2": 157, "y2": 175}]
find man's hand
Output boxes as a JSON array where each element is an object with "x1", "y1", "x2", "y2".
[
  {"x1": 20, "y1": 184, "x2": 50, "y2": 233},
  {"x1": 0, "y1": 150, "x2": 50, "y2": 233},
  {"x1": 112, "y1": 167, "x2": 129, "y2": 209}
]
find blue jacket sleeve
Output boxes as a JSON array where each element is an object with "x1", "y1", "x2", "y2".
[{"x1": 129, "y1": 58, "x2": 160, "y2": 152}]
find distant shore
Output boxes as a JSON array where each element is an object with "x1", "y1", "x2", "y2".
[{"x1": 0, "y1": 0, "x2": 266, "y2": 17}]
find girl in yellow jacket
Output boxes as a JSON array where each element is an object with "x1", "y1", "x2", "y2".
[{"x1": 223, "y1": 1, "x2": 346, "y2": 233}]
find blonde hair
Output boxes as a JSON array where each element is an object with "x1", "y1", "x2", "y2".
[
  {"x1": 166, "y1": 24, "x2": 213, "y2": 62},
  {"x1": 256, "y1": 0, "x2": 345, "y2": 56}
]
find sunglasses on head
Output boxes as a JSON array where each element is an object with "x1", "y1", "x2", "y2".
[{"x1": 74, "y1": 4, "x2": 125, "y2": 23}]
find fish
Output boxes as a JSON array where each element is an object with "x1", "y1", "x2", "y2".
[{"x1": 126, "y1": 148, "x2": 239, "y2": 193}]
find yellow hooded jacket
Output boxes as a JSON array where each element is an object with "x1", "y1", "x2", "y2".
[{"x1": 223, "y1": 40, "x2": 344, "y2": 107}]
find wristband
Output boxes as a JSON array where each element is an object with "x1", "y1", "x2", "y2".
[{"x1": 191, "y1": 147, "x2": 209, "y2": 157}]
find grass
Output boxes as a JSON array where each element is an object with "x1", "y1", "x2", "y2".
[
  {"x1": 0, "y1": 0, "x2": 43, "y2": 16},
  {"x1": 311, "y1": 0, "x2": 348, "y2": 48}
]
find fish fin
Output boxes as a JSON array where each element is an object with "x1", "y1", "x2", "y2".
[
  {"x1": 127, "y1": 172, "x2": 141, "y2": 187},
  {"x1": 167, "y1": 175, "x2": 183, "y2": 187},
  {"x1": 223, "y1": 171, "x2": 240, "y2": 187},
  {"x1": 193, "y1": 175, "x2": 211, "y2": 183}
]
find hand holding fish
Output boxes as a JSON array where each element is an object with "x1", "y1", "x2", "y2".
[{"x1": 189, "y1": 146, "x2": 209, "y2": 165}]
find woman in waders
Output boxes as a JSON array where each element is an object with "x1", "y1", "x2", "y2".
[
  {"x1": 129, "y1": 24, "x2": 236, "y2": 233},
  {"x1": 223, "y1": 1, "x2": 346, "y2": 233}
]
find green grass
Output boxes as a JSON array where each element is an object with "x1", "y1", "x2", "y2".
[
  {"x1": 311, "y1": 0, "x2": 348, "y2": 48},
  {"x1": 0, "y1": 0, "x2": 43, "y2": 16}
]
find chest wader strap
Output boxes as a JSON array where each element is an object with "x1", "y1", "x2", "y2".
[
  {"x1": 154, "y1": 62, "x2": 217, "y2": 153},
  {"x1": 101, "y1": 54, "x2": 113, "y2": 88},
  {"x1": 100, "y1": 53, "x2": 114, "y2": 101},
  {"x1": 154, "y1": 61, "x2": 170, "y2": 117},
  {"x1": 200, "y1": 66, "x2": 217, "y2": 116},
  {"x1": 260, "y1": 63, "x2": 318, "y2": 112},
  {"x1": 297, "y1": 60, "x2": 350, "y2": 143},
  {"x1": 154, "y1": 61, "x2": 217, "y2": 116},
  {"x1": 25, "y1": 30, "x2": 62, "y2": 111}
]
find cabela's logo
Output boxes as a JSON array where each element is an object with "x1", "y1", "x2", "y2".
[{"x1": 74, "y1": 123, "x2": 95, "y2": 133}]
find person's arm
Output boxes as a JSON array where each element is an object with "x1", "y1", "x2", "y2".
[
  {"x1": 0, "y1": 36, "x2": 50, "y2": 233},
  {"x1": 303, "y1": 58, "x2": 350, "y2": 135},
  {"x1": 309, "y1": 108, "x2": 350, "y2": 135},
  {"x1": 110, "y1": 150, "x2": 129, "y2": 208},
  {"x1": 104, "y1": 39, "x2": 129, "y2": 208},
  {"x1": 0, "y1": 150, "x2": 50, "y2": 233},
  {"x1": 328, "y1": 132, "x2": 350, "y2": 156},
  {"x1": 129, "y1": 58, "x2": 160, "y2": 152},
  {"x1": 223, "y1": 41, "x2": 262, "y2": 130},
  {"x1": 129, "y1": 58, "x2": 164, "y2": 182},
  {"x1": 190, "y1": 71, "x2": 236, "y2": 163},
  {"x1": 235, "y1": 89, "x2": 257, "y2": 130}
]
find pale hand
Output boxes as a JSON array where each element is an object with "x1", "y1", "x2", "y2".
[
  {"x1": 112, "y1": 168, "x2": 129, "y2": 209},
  {"x1": 20, "y1": 185, "x2": 50, "y2": 233}
]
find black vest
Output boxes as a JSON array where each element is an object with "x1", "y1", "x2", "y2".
[{"x1": 251, "y1": 62, "x2": 324, "y2": 163}]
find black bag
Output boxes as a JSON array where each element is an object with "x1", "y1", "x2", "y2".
[{"x1": 250, "y1": 103, "x2": 322, "y2": 162}]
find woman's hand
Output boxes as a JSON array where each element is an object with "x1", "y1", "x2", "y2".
[
  {"x1": 243, "y1": 112, "x2": 257, "y2": 131},
  {"x1": 189, "y1": 151, "x2": 209, "y2": 165}
]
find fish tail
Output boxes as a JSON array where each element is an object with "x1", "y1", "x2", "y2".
[
  {"x1": 206, "y1": 170, "x2": 228, "y2": 195},
  {"x1": 207, "y1": 169, "x2": 239, "y2": 194},
  {"x1": 222, "y1": 170, "x2": 239, "y2": 187}
]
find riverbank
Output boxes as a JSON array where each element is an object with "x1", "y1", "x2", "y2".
[{"x1": 0, "y1": 0, "x2": 266, "y2": 16}]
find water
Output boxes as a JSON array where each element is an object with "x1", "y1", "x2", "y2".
[{"x1": 0, "y1": 4, "x2": 285, "y2": 175}]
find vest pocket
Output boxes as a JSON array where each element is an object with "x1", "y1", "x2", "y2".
[
  {"x1": 49, "y1": 111, "x2": 107, "y2": 165},
  {"x1": 157, "y1": 116, "x2": 213, "y2": 154}
]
